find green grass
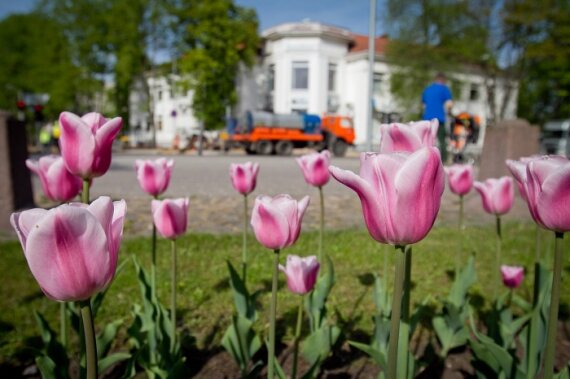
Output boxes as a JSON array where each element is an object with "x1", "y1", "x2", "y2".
[{"x1": 0, "y1": 222, "x2": 568, "y2": 366}]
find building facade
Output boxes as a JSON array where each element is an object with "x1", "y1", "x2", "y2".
[{"x1": 131, "y1": 21, "x2": 518, "y2": 148}]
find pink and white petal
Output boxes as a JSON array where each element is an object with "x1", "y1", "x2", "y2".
[
  {"x1": 251, "y1": 199, "x2": 290, "y2": 249},
  {"x1": 59, "y1": 112, "x2": 96, "y2": 175},
  {"x1": 26, "y1": 207, "x2": 109, "y2": 301},
  {"x1": 10, "y1": 209, "x2": 48, "y2": 251},
  {"x1": 536, "y1": 163, "x2": 570, "y2": 232}
]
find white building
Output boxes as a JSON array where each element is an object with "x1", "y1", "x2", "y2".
[{"x1": 131, "y1": 21, "x2": 518, "y2": 148}]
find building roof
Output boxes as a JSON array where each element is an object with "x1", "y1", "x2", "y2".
[
  {"x1": 262, "y1": 21, "x2": 354, "y2": 44},
  {"x1": 349, "y1": 34, "x2": 389, "y2": 55}
]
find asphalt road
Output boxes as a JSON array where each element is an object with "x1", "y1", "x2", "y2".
[{"x1": 90, "y1": 149, "x2": 361, "y2": 199}]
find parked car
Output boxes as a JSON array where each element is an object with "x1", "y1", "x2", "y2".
[{"x1": 540, "y1": 119, "x2": 570, "y2": 156}]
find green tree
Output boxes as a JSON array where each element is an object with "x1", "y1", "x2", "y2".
[
  {"x1": 0, "y1": 12, "x2": 99, "y2": 118},
  {"x1": 176, "y1": 0, "x2": 259, "y2": 130}
]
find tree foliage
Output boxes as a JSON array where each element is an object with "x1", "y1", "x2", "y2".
[
  {"x1": 384, "y1": 0, "x2": 570, "y2": 124},
  {"x1": 175, "y1": 0, "x2": 259, "y2": 130}
]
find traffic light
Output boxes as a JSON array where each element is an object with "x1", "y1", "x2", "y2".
[
  {"x1": 16, "y1": 100, "x2": 26, "y2": 110},
  {"x1": 33, "y1": 104, "x2": 44, "y2": 121}
]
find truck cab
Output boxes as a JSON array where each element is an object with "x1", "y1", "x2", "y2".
[{"x1": 540, "y1": 120, "x2": 570, "y2": 156}]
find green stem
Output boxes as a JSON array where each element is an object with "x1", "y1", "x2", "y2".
[
  {"x1": 535, "y1": 224, "x2": 541, "y2": 263},
  {"x1": 318, "y1": 186, "x2": 325, "y2": 266},
  {"x1": 544, "y1": 232, "x2": 564, "y2": 379},
  {"x1": 60, "y1": 302, "x2": 67, "y2": 348},
  {"x1": 397, "y1": 246, "x2": 412, "y2": 379},
  {"x1": 291, "y1": 296, "x2": 304, "y2": 379},
  {"x1": 149, "y1": 196, "x2": 158, "y2": 367},
  {"x1": 82, "y1": 179, "x2": 90, "y2": 204},
  {"x1": 456, "y1": 195, "x2": 464, "y2": 276},
  {"x1": 527, "y1": 260, "x2": 542, "y2": 378},
  {"x1": 494, "y1": 216, "x2": 502, "y2": 298},
  {"x1": 268, "y1": 249, "x2": 280, "y2": 379},
  {"x1": 170, "y1": 239, "x2": 177, "y2": 353},
  {"x1": 242, "y1": 195, "x2": 248, "y2": 283},
  {"x1": 387, "y1": 245, "x2": 407, "y2": 379},
  {"x1": 383, "y1": 244, "x2": 388, "y2": 293},
  {"x1": 79, "y1": 299, "x2": 97, "y2": 379}
]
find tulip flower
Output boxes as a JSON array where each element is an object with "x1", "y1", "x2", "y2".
[
  {"x1": 505, "y1": 156, "x2": 542, "y2": 201},
  {"x1": 151, "y1": 198, "x2": 189, "y2": 240},
  {"x1": 251, "y1": 194, "x2": 310, "y2": 250},
  {"x1": 229, "y1": 162, "x2": 260, "y2": 195},
  {"x1": 59, "y1": 112, "x2": 122, "y2": 203},
  {"x1": 26, "y1": 155, "x2": 82, "y2": 202},
  {"x1": 10, "y1": 196, "x2": 126, "y2": 301},
  {"x1": 473, "y1": 177, "x2": 514, "y2": 216},
  {"x1": 280, "y1": 255, "x2": 320, "y2": 378},
  {"x1": 500, "y1": 265, "x2": 524, "y2": 289},
  {"x1": 512, "y1": 155, "x2": 570, "y2": 378},
  {"x1": 379, "y1": 119, "x2": 439, "y2": 153},
  {"x1": 444, "y1": 164, "x2": 474, "y2": 273},
  {"x1": 296, "y1": 150, "x2": 331, "y2": 188},
  {"x1": 251, "y1": 194, "x2": 309, "y2": 379},
  {"x1": 330, "y1": 146, "x2": 444, "y2": 379},
  {"x1": 229, "y1": 161, "x2": 260, "y2": 283},
  {"x1": 329, "y1": 147, "x2": 444, "y2": 245},
  {"x1": 151, "y1": 197, "x2": 189, "y2": 351},
  {"x1": 296, "y1": 151, "x2": 331, "y2": 264},
  {"x1": 11, "y1": 196, "x2": 126, "y2": 379},
  {"x1": 279, "y1": 255, "x2": 320, "y2": 295},
  {"x1": 135, "y1": 158, "x2": 174, "y2": 197},
  {"x1": 444, "y1": 164, "x2": 474, "y2": 196}
]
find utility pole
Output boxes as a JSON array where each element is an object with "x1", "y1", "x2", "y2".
[{"x1": 366, "y1": 0, "x2": 377, "y2": 152}]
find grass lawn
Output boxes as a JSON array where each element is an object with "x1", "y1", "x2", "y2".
[{"x1": 0, "y1": 221, "x2": 568, "y2": 366}]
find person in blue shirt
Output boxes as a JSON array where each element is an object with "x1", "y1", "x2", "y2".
[{"x1": 422, "y1": 72, "x2": 453, "y2": 162}]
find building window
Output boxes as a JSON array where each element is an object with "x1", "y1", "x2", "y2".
[
  {"x1": 268, "y1": 64, "x2": 275, "y2": 91},
  {"x1": 469, "y1": 83, "x2": 480, "y2": 100},
  {"x1": 328, "y1": 63, "x2": 337, "y2": 91},
  {"x1": 373, "y1": 73, "x2": 383, "y2": 95},
  {"x1": 157, "y1": 91, "x2": 162, "y2": 101},
  {"x1": 292, "y1": 61, "x2": 309, "y2": 90},
  {"x1": 157, "y1": 116, "x2": 162, "y2": 131}
]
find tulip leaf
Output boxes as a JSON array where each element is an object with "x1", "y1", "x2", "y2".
[
  {"x1": 301, "y1": 324, "x2": 341, "y2": 366},
  {"x1": 373, "y1": 273, "x2": 391, "y2": 317},
  {"x1": 273, "y1": 356, "x2": 287, "y2": 379},
  {"x1": 96, "y1": 318, "x2": 124, "y2": 359},
  {"x1": 348, "y1": 341, "x2": 386, "y2": 368},
  {"x1": 305, "y1": 255, "x2": 335, "y2": 331},
  {"x1": 555, "y1": 366, "x2": 570, "y2": 379},
  {"x1": 226, "y1": 260, "x2": 257, "y2": 321},
  {"x1": 98, "y1": 352, "x2": 131, "y2": 374},
  {"x1": 447, "y1": 255, "x2": 476, "y2": 308},
  {"x1": 33, "y1": 311, "x2": 70, "y2": 379},
  {"x1": 221, "y1": 314, "x2": 261, "y2": 372}
]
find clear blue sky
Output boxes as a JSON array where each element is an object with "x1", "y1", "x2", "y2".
[{"x1": 0, "y1": 0, "x2": 386, "y2": 35}]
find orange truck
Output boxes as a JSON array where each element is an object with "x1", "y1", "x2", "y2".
[{"x1": 223, "y1": 111, "x2": 355, "y2": 156}]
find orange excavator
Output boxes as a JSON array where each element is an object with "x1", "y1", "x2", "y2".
[
  {"x1": 450, "y1": 112, "x2": 481, "y2": 162},
  {"x1": 223, "y1": 111, "x2": 355, "y2": 156}
]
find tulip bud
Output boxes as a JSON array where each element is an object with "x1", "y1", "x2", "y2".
[
  {"x1": 279, "y1": 255, "x2": 320, "y2": 295},
  {"x1": 296, "y1": 150, "x2": 331, "y2": 187},
  {"x1": 135, "y1": 158, "x2": 174, "y2": 197},
  {"x1": 473, "y1": 177, "x2": 514, "y2": 216},
  {"x1": 444, "y1": 164, "x2": 474, "y2": 196},
  {"x1": 26, "y1": 155, "x2": 82, "y2": 202},
  {"x1": 59, "y1": 111, "x2": 122, "y2": 179},
  {"x1": 151, "y1": 198, "x2": 189, "y2": 239},
  {"x1": 229, "y1": 162, "x2": 260, "y2": 195},
  {"x1": 10, "y1": 196, "x2": 126, "y2": 301},
  {"x1": 500, "y1": 265, "x2": 524, "y2": 289},
  {"x1": 251, "y1": 194, "x2": 310, "y2": 250}
]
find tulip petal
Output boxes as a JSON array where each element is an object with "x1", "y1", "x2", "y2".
[
  {"x1": 25, "y1": 206, "x2": 109, "y2": 301},
  {"x1": 535, "y1": 163, "x2": 570, "y2": 231},
  {"x1": 251, "y1": 197, "x2": 290, "y2": 250},
  {"x1": 92, "y1": 117, "x2": 122, "y2": 177},
  {"x1": 10, "y1": 209, "x2": 48, "y2": 251},
  {"x1": 59, "y1": 112, "x2": 96, "y2": 177}
]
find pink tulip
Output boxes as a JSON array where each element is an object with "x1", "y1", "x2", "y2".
[
  {"x1": 505, "y1": 156, "x2": 542, "y2": 201},
  {"x1": 279, "y1": 255, "x2": 320, "y2": 295},
  {"x1": 26, "y1": 155, "x2": 82, "y2": 202},
  {"x1": 296, "y1": 150, "x2": 331, "y2": 187},
  {"x1": 251, "y1": 194, "x2": 310, "y2": 250},
  {"x1": 329, "y1": 147, "x2": 444, "y2": 245},
  {"x1": 59, "y1": 111, "x2": 123, "y2": 179},
  {"x1": 444, "y1": 164, "x2": 474, "y2": 196},
  {"x1": 500, "y1": 265, "x2": 524, "y2": 289},
  {"x1": 135, "y1": 158, "x2": 174, "y2": 197},
  {"x1": 473, "y1": 177, "x2": 514, "y2": 216},
  {"x1": 10, "y1": 196, "x2": 126, "y2": 301},
  {"x1": 523, "y1": 155, "x2": 570, "y2": 232},
  {"x1": 151, "y1": 198, "x2": 189, "y2": 239},
  {"x1": 379, "y1": 119, "x2": 439, "y2": 153},
  {"x1": 229, "y1": 162, "x2": 260, "y2": 195}
]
